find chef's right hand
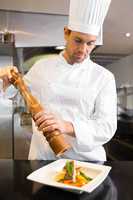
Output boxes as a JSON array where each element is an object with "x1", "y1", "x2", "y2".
[
  {"x1": 34, "y1": 111, "x2": 75, "y2": 137},
  {"x1": 0, "y1": 66, "x2": 18, "y2": 91}
]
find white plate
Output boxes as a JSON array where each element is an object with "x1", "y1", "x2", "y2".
[{"x1": 27, "y1": 159, "x2": 111, "y2": 193}]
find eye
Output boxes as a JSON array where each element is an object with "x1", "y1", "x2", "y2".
[
  {"x1": 74, "y1": 38, "x2": 82, "y2": 44},
  {"x1": 87, "y1": 41, "x2": 96, "y2": 46}
]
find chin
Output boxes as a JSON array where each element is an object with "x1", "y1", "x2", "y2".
[
  {"x1": 75, "y1": 60, "x2": 83, "y2": 63},
  {"x1": 75, "y1": 54, "x2": 88, "y2": 63},
  {"x1": 75, "y1": 58, "x2": 85, "y2": 63}
]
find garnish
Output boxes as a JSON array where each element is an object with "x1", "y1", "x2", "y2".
[{"x1": 55, "y1": 160, "x2": 92, "y2": 187}]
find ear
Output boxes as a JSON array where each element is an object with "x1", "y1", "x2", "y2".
[{"x1": 64, "y1": 26, "x2": 71, "y2": 40}]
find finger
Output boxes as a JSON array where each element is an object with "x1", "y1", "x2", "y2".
[
  {"x1": 12, "y1": 66, "x2": 18, "y2": 73},
  {"x1": 35, "y1": 115, "x2": 46, "y2": 126},
  {"x1": 38, "y1": 119, "x2": 56, "y2": 130},
  {"x1": 7, "y1": 66, "x2": 18, "y2": 71},
  {"x1": 7, "y1": 69, "x2": 13, "y2": 79},
  {"x1": 42, "y1": 124, "x2": 58, "y2": 133},
  {"x1": 34, "y1": 111, "x2": 44, "y2": 120},
  {"x1": 34, "y1": 111, "x2": 52, "y2": 120},
  {"x1": 8, "y1": 66, "x2": 18, "y2": 78},
  {"x1": 2, "y1": 66, "x2": 18, "y2": 79},
  {"x1": 2, "y1": 76, "x2": 10, "y2": 91},
  {"x1": 35, "y1": 114, "x2": 54, "y2": 126}
]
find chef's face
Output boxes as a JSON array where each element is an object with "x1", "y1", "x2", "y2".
[{"x1": 64, "y1": 27, "x2": 96, "y2": 64}]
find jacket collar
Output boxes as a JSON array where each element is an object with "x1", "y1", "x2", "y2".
[{"x1": 59, "y1": 51, "x2": 91, "y2": 69}]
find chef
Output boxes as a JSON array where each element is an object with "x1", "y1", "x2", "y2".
[
  {"x1": 25, "y1": 0, "x2": 117, "y2": 161},
  {"x1": 0, "y1": 0, "x2": 117, "y2": 161}
]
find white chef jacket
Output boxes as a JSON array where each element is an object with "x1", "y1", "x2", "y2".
[{"x1": 25, "y1": 52, "x2": 117, "y2": 161}]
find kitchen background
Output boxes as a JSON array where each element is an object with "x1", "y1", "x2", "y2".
[{"x1": 0, "y1": 0, "x2": 133, "y2": 160}]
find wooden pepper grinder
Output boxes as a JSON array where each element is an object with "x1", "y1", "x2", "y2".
[{"x1": 9, "y1": 69, "x2": 71, "y2": 156}]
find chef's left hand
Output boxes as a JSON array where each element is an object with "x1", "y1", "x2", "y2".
[
  {"x1": 34, "y1": 111, "x2": 75, "y2": 137},
  {"x1": 0, "y1": 66, "x2": 18, "y2": 91}
]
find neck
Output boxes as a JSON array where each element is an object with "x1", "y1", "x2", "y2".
[{"x1": 63, "y1": 50, "x2": 74, "y2": 65}]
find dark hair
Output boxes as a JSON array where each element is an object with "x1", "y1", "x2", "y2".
[{"x1": 64, "y1": 27, "x2": 72, "y2": 35}]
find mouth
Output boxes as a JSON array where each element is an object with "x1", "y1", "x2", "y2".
[
  {"x1": 75, "y1": 52, "x2": 84, "y2": 57},
  {"x1": 75, "y1": 54, "x2": 85, "y2": 61}
]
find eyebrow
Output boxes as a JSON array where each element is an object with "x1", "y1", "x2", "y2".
[
  {"x1": 87, "y1": 40, "x2": 96, "y2": 43},
  {"x1": 75, "y1": 36, "x2": 96, "y2": 43}
]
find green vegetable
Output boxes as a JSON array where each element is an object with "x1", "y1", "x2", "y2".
[
  {"x1": 80, "y1": 171, "x2": 92, "y2": 181},
  {"x1": 66, "y1": 161, "x2": 74, "y2": 177}
]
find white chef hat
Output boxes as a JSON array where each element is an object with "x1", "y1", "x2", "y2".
[{"x1": 68, "y1": 0, "x2": 111, "y2": 45}]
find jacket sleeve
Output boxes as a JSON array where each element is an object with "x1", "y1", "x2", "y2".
[{"x1": 72, "y1": 75, "x2": 117, "y2": 152}]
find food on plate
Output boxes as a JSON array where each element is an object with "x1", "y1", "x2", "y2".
[{"x1": 55, "y1": 160, "x2": 92, "y2": 187}]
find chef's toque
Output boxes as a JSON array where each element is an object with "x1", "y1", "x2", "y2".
[{"x1": 68, "y1": 0, "x2": 111, "y2": 45}]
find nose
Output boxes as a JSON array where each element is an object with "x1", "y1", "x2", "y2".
[{"x1": 78, "y1": 42, "x2": 87, "y2": 52}]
